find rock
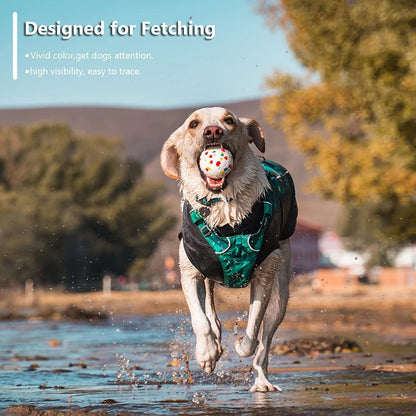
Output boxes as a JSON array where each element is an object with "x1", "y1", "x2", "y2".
[{"x1": 273, "y1": 336, "x2": 362, "y2": 355}]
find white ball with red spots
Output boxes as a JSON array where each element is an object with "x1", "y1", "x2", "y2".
[{"x1": 199, "y1": 146, "x2": 233, "y2": 179}]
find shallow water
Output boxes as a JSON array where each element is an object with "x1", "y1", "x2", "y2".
[{"x1": 0, "y1": 314, "x2": 415, "y2": 415}]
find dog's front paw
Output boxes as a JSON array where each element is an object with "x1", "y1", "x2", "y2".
[
  {"x1": 195, "y1": 334, "x2": 222, "y2": 374},
  {"x1": 235, "y1": 336, "x2": 258, "y2": 357},
  {"x1": 250, "y1": 378, "x2": 282, "y2": 392}
]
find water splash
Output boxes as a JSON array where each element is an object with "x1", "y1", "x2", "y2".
[
  {"x1": 116, "y1": 353, "x2": 136, "y2": 384},
  {"x1": 190, "y1": 392, "x2": 208, "y2": 405},
  {"x1": 168, "y1": 317, "x2": 195, "y2": 384}
]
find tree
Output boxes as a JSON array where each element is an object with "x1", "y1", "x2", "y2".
[
  {"x1": 0, "y1": 124, "x2": 174, "y2": 289},
  {"x1": 258, "y1": 0, "x2": 416, "y2": 261}
]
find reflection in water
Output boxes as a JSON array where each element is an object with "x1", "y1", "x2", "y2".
[
  {"x1": 0, "y1": 314, "x2": 415, "y2": 415},
  {"x1": 253, "y1": 391, "x2": 275, "y2": 408}
]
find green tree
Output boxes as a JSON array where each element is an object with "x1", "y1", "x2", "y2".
[
  {"x1": 0, "y1": 124, "x2": 174, "y2": 289},
  {"x1": 258, "y1": 0, "x2": 416, "y2": 262}
]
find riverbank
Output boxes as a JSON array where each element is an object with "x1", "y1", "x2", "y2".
[{"x1": 1, "y1": 284, "x2": 415, "y2": 339}]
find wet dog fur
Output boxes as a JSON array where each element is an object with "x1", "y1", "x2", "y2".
[{"x1": 161, "y1": 107, "x2": 292, "y2": 391}]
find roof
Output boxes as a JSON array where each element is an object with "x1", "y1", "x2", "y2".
[{"x1": 295, "y1": 219, "x2": 322, "y2": 233}]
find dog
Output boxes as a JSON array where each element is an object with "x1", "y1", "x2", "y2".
[{"x1": 160, "y1": 107, "x2": 297, "y2": 392}]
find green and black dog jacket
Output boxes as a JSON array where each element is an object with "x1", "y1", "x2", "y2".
[{"x1": 181, "y1": 160, "x2": 298, "y2": 288}]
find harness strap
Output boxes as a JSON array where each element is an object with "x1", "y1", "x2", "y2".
[{"x1": 195, "y1": 195, "x2": 233, "y2": 206}]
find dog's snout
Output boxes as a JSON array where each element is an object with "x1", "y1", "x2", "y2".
[{"x1": 203, "y1": 125, "x2": 223, "y2": 141}]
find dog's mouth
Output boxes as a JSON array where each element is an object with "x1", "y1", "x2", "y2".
[
  {"x1": 198, "y1": 144, "x2": 233, "y2": 192},
  {"x1": 202, "y1": 175, "x2": 226, "y2": 192}
]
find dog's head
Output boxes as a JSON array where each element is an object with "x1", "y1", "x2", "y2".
[{"x1": 161, "y1": 107, "x2": 265, "y2": 193}]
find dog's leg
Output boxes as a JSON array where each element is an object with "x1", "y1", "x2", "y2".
[
  {"x1": 250, "y1": 240, "x2": 292, "y2": 392},
  {"x1": 235, "y1": 250, "x2": 283, "y2": 358},
  {"x1": 204, "y1": 279, "x2": 222, "y2": 355},
  {"x1": 179, "y1": 242, "x2": 221, "y2": 374}
]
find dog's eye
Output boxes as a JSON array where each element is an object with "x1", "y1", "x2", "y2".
[
  {"x1": 224, "y1": 117, "x2": 234, "y2": 126},
  {"x1": 189, "y1": 120, "x2": 199, "y2": 129}
]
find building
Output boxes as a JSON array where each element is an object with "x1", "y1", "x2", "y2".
[{"x1": 291, "y1": 220, "x2": 322, "y2": 275}]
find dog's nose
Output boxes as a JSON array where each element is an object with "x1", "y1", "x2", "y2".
[{"x1": 203, "y1": 125, "x2": 223, "y2": 140}]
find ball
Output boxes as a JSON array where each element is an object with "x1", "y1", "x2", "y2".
[{"x1": 199, "y1": 147, "x2": 233, "y2": 179}]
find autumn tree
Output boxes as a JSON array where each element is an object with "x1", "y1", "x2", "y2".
[
  {"x1": 0, "y1": 124, "x2": 174, "y2": 289},
  {"x1": 258, "y1": 0, "x2": 416, "y2": 261}
]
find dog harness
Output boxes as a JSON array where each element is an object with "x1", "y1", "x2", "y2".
[{"x1": 181, "y1": 160, "x2": 297, "y2": 288}]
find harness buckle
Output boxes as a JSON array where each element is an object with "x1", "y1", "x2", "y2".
[{"x1": 200, "y1": 225, "x2": 212, "y2": 237}]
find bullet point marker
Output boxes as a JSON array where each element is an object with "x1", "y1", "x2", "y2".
[
  {"x1": 25, "y1": 54, "x2": 29, "y2": 58},
  {"x1": 25, "y1": 69, "x2": 29, "y2": 74}
]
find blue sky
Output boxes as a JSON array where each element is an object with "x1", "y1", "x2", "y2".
[{"x1": 0, "y1": 0, "x2": 305, "y2": 109}]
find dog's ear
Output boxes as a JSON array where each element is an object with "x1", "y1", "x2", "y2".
[
  {"x1": 161, "y1": 131, "x2": 180, "y2": 179},
  {"x1": 240, "y1": 118, "x2": 265, "y2": 153}
]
